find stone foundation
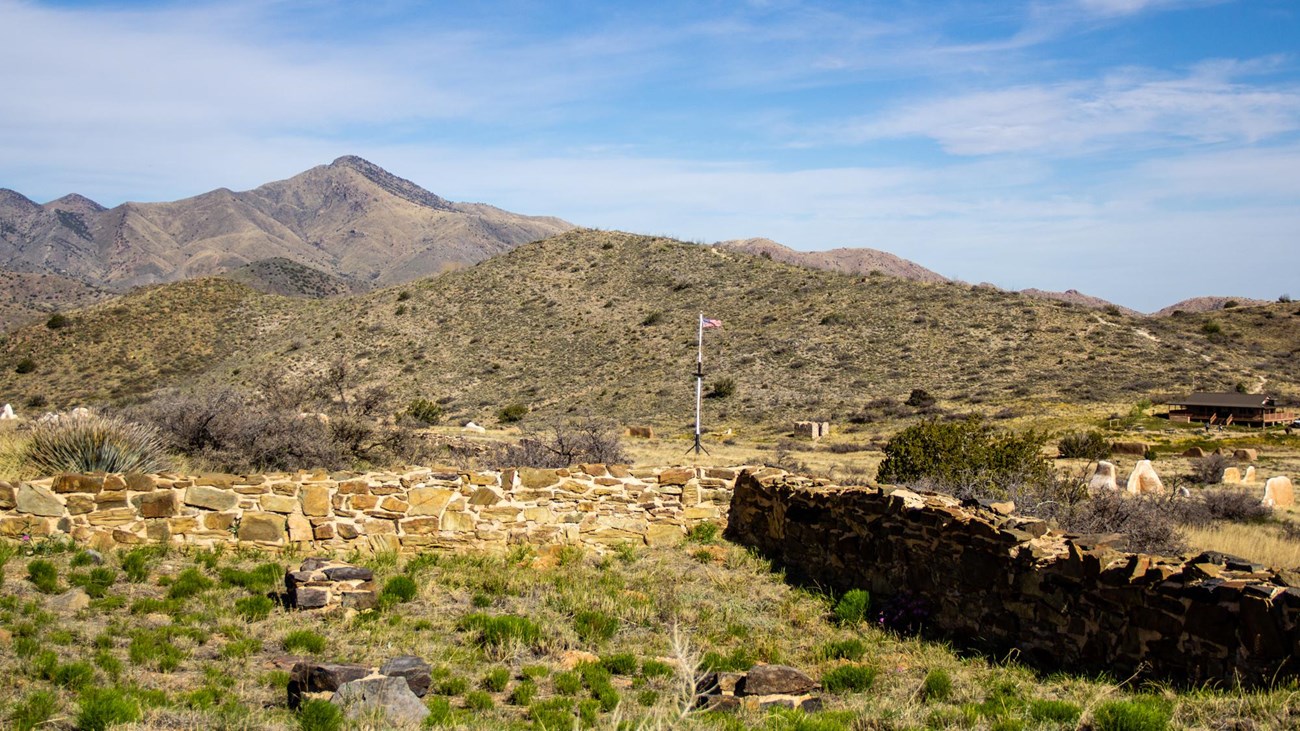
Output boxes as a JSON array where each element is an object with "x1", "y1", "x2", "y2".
[
  {"x1": 0, "y1": 464, "x2": 739, "y2": 553},
  {"x1": 725, "y1": 469, "x2": 1300, "y2": 688}
]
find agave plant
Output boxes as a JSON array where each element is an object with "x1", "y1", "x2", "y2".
[{"x1": 24, "y1": 412, "x2": 170, "y2": 475}]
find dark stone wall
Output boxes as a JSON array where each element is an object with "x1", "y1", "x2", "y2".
[{"x1": 725, "y1": 469, "x2": 1300, "y2": 687}]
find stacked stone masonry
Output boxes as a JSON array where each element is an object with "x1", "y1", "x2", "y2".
[
  {"x1": 0, "y1": 465, "x2": 738, "y2": 553},
  {"x1": 725, "y1": 470, "x2": 1300, "y2": 688}
]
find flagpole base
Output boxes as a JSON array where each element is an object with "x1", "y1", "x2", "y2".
[{"x1": 686, "y1": 433, "x2": 710, "y2": 457}]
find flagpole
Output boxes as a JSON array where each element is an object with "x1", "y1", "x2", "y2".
[{"x1": 690, "y1": 312, "x2": 709, "y2": 456}]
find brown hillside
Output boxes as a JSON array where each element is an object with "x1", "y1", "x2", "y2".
[
  {"x1": 714, "y1": 237, "x2": 949, "y2": 283},
  {"x1": 3, "y1": 230, "x2": 1296, "y2": 431},
  {"x1": 1153, "y1": 296, "x2": 1272, "y2": 318},
  {"x1": 0, "y1": 156, "x2": 574, "y2": 292}
]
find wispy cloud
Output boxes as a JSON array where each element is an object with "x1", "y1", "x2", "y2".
[{"x1": 833, "y1": 60, "x2": 1300, "y2": 155}]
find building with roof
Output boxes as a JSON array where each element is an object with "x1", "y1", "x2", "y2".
[{"x1": 1166, "y1": 392, "x2": 1295, "y2": 427}]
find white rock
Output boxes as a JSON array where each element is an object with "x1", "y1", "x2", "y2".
[
  {"x1": 1263, "y1": 476, "x2": 1294, "y2": 508},
  {"x1": 462, "y1": 421, "x2": 486, "y2": 434},
  {"x1": 1126, "y1": 460, "x2": 1165, "y2": 495},
  {"x1": 0, "y1": 404, "x2": 14, "y2": 420},
  {"x1": 1088, "y1": 461, "x2": 1119, "y2": 492}
]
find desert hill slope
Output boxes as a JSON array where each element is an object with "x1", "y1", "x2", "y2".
[
  {"x1": 715, "y1": 237, "x2": 950, "y2": 283},
  {"x1": 0, "y1": 156, "x2": 574, "y2": 291},
  {"x1": 4, "y1": 230, "x2": 1296, "y2": 428},
  {"x1": 219, "y1": 257, "x2": 360, "y2": 298}
]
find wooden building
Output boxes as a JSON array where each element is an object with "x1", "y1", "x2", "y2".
[{"x1": 1166, "y1": 392, "x2": 1295, "y2": 427}]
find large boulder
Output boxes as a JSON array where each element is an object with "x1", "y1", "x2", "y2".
[
  {"x1": 1126, "y1": 460, "x2": 1165, "y2": 495},
  {"x1": 738, "y1": 665, "x2": 818, "y2": 696},
  {"x1": 331, "y1": 676, "x2": 429, "y2": 728},
  {"x1": 1263, "y1": 476, "x2": 1294, "y2": 508},
  {"x1": 287, "y1": 662, "x2": 369, "y2": 709},
  {"x1": 1088, "y1": 461, "x2": 1118, "y2": 492}
]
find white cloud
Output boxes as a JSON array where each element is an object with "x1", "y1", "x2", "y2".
[{"x1": 838, "y1": 63, "x2": 1300, "y2": 155}]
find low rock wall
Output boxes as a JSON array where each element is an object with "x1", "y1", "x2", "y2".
[
  {"x1": 725, "y1": 470, "x2": 1300, "y2": 687},
  {"x1": 0, "y1": 464, "x2": 739, "y2": 553}
]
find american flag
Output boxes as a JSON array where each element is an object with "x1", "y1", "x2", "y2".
[{"x1": 702, "y1": 317, "x2": 723, "y2": 329}]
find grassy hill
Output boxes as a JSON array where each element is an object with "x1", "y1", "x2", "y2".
[{"x1": 0, "y1": 230, "x2": 1296, "y2": 431}]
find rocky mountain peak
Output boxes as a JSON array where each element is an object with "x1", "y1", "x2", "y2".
[{"x1": 328, "y1": 155, "x2": 453, "y2": 211}]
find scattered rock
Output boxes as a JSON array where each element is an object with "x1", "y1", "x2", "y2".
[
  {"x1": 1182, "y1": 447, "x2": 1206, "y2": 458},
  {"x1": 738, "y1": 665, "x2": 818, "y2": 696},
  {"x1": 48, "y1": 587, "x2": 90, "y2": 614},
  {"x1": 1088, "y1": 461, "x2": 1118, "y2": 492},
  {"x1": 379, "y1": 655, "x2": 432, "y2": 697},
  {"x1": 331, "y1": 676, "x2": 429, "y2": 728},
  {"x1": 1263, "y1": 476, "x2": 1294, "y2": 508},
  {"x1": 1222, "y1": 467, "x2": 1243, "y2": 485},
  {"x1": 288, "y1": 661, "x2": 370, "y2": 709},
  {"x1": 1234, "y1": 449, "x2": 1259, "y2": 462}
]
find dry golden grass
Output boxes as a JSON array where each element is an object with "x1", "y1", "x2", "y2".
[{"x1": 1184, "y1": 516, "x2": 1300, "y2": 570}]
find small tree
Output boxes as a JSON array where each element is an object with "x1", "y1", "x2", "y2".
[
  {"x1": 1057, "y1": 431, "x2": 1109, "y2": 460},
  {"x1": 877, "y1": 416, "x2": 1051, "y2": 495}
]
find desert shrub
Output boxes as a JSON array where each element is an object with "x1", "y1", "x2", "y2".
[
  {"x1": 120, "y1": 548, "x2": 154, "y2": 583},
  {"x1": 380, "y1": 575, "x2": 419, "y2": 606},
  {"x1": 1058, "y1": 431, "x2": 1110, "y2": 460},
  {"x1": 15, "y1": 357, "x2": 36, "y2": 374},
  {"x1": 833, "y1": 589, "x2": 871, "y2": 625},
  {"x1": 297, "y1": 698, "x2": 343, "y2": 731},
  {"x1": 1190, "y1": 454, "x2": 1233, "y2": 485},
  {"x1": 68, "y1": 567, "x2": 115, "y2": 598},
  {"x1": 921, "y1": 668, "x2": 953, "y2": 701},
  {"x1": 1055, "y1": 492, "x2": 1184, "y2": 555},
  {"x1": 482, "y1": 667, "x2": 511, "y2": 692},
  {"x1": 235, "y1": 595, "x2": 275, "y2": 622},
  {"x1": 494, "y1": 419, "x2": 628, "y2": 468},
  {"x1": 687, "y1": 521, "x2": 720, "y2": 544},
  {"x1": 574, "y1": 610, "x2": 619, "y2": 643},
  {"x1": 1029, "y1": 699, "x2": 1081, "y2": 724},
  {"x1": 822, "y1": 664, "x2": 877, "y2": 693},
  {"x1": 877, "y1": 416, "x2": 1051, "y2": 495},
  {"x1": 601, "y1": 652, "x2": 638, "y2": 675},
  {"x1": 403, "y1": 398, "x2": 443, "y2": 425},
  {"x1": 220, "y1": 562, "x2": 282, "y2": 593},
  {"x1": 905, "y1": 388, "x2": 936, "y2": 408},
  {"x1": 464, "y1": 690, "x2": 494, "y2": 710},
  {"x1": 1092, "y1": 698, "x2": 1171, "y2": 731},
  {"x1": 1202, "y1": 321, "x2": 1222, "y2": 335},
  {"x1": 8, "y1": 689, "x2": 58, "y2": 731},
  {"x1": 282, "y1": 630, "x2": 327, "y2": 654},
  {"x1": 27, "y1": 559, "x2": 59, "y2": 594},
  {"x1": 509, "y1": 679, "x2": 538, "y2": 705},
  {"x1": 1178, "y1": 489, "x2": 1273, "y2": 526},
  {"x1": 706, "y1": 377, "x2": 736, "y2": 399},
  {"x1": 459, "y1": 613, "x2": 541, "y2": 649},
  {"x1": 45, "y1": 313, "x2": 69, "y2": 329},
  {"x1": 640, "y1": 659, "x2": 673, "y2": 678},
  {"x1": 167, "y1": 568, "x2": 213, "y2": 600},
  {"x1": 23, "y1": 412, "x2": 169, "y2": 474},
  {"x1": 76, "y1": 688, "x2": 141, "y2": 731},
  {"x1": 498, "y1": 402, "x2": 529, "y2": 423},
  {"x1": 640, "y1": 311, "x2": 664, "y2": 326},
  {"x1": 816, "y1": 639, "x2": 866, "y2": 662}
]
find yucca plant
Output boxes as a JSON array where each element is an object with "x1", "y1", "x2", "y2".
[{"x1": 24, "y1": 413, "x2": 170, "y2": 474}]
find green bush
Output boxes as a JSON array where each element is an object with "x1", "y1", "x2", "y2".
[
  {"x1": 833, "y1": 589, "x2": 870, "y2": 625},
  {"x1": 706, "y1": 377, "x2": 736, "y2": 399},
  {"x1": 8, "y1": 689, "x2": 58, "y2": 731},
  {"x1": 235, "y1": 595, "x2": 275, "y2": 622},
  {"x1": 167, "y1": 568, "x2": 213, "y2": 600},
  {"x1": 15, "y1": 357, "x2": 36, "y2": 374},
  {"x1": 434, "y1": 676, "x2": 469, "y2": 696},
  {"x1": 509, "y1": 680, "x2": 538, "y2": 706},
  {"x1": 26, "y1": 559, "x2": 59, "y2": 594},
  {"x1": 76, "y1": 687, "x2": 141, "y2": 731},
  {"x1": 921, "y1": 668, "x2": 953, "y2": 701},
  {"x1": 601, "y1": 652, "x2": 638, "y2": 675},
  {"x1": 297, "y1": 698, "x2": 343, "y2": 731},
  {"x1": 482, "y1": 667, "x2": 511, "y2": 692},
  {"x1": 45, "y1": 313, "x2": 69, "y2": 330},
  {"x1": 69, "y1": 566, "x2": 117, "y2": 598},
  {"x1": 686, "y1": 521, "x2": 720, "y2": 544},
  {"x1": 640, "y1": 659, "x2": 674, "y2": 678},
  {"x1": 553, "y1": 671, "x2": 583, "y2": 695},
  {"x1": 459, "y1": 613, "x2": 541, "y2": 649},
  {"x1": 282, "y1": 630, "x2": 327, "y2": 655},
  {"x1": 404, "y1": 398, "x2": 444, "y2": 425},
  {"x1": 574, "y1": 610, "x2": 619, "y2": 643},
  {"x1": 24, "y1": 412, "x2": 169, "y2": 474},
  {"x1": 121, "y1": 548, "x2": 154, "y2": 582},
  {"x1": 1201, "y1": 320, "x2": 1222, "y2": 335},
  {"x1": 816, "y1": 639, "x2": 866, "y2": 661},
  {"x1": 380, "y1": 575, "x2": 419, "y2": 606},
  {"x1": 498, "y1": 403, "x2": 529, "y2": 424},
  {"x1": 1057, "y1": 431, "x2": 1110, "y2": 460},
  {"x1": 464, "y1": 690, "x2": 494, "y2": 711},
  {"x1": 1029, "y1": 699, "x2": 1082, "y2": 724},
  {"x1": 876, "y1": 416, "x2": 1051, "y2": 493},
  {"x1": 821, "y1": 664, "x2": 877, "y2": 694},
  {"x1": 426, "y1": 696, "x2": 454, "y2": 726},
  {"x1": 1092, "y1": 698, "x2": 1171, "y2": 731}
]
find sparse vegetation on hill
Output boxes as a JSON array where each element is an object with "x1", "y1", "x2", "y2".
[{"x1": 3, "y1": 230, "x2": 1294, "y2": 434}]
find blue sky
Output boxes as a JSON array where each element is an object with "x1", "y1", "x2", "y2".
[{"x1": 2, "y1": 0, "x2": 1298, "y2": 311}]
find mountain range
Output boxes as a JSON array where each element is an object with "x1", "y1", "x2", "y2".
[{"x1": 0, "y1": 155, "x2": 573, "y2": 293}]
